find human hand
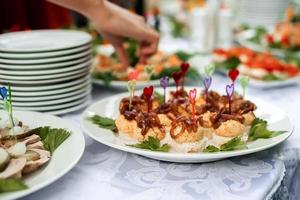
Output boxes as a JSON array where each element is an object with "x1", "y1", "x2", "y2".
[{"x1": 90, "y1": 1, "x2": 159, "y2": 69}]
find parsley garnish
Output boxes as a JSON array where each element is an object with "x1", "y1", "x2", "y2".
[
  {"x1": 128, "y1": 136, "x2": 170, "y2": 152},
  {"x1": 203, "y1": 137, "x2": 247, "y2": 152},
  {"x1": 248, "y1": 118, "x2": 285, "y2": 141},
  {"x1": 0, "y1": 178, "x2": 27, "y2": 193},
  {"x1": 88, "y1": 115, "x2": 117, "y2": 132}
]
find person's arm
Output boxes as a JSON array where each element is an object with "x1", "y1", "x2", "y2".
[{"x1": 47, "y1": 0, "x2": 159, "y2": 68}]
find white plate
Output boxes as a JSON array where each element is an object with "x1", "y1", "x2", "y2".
[
  {"x1": 1, "y1": 88, "x2": 91, "y2": 106},
  {"x1": 0, "y1": 71, "x2": 88, "y2": 85},
  {"x1": 235, "y1": 30, "x2": 300, "y2": 57},
  {"x1": 44, "y1": 98, "x2": 91, "y2": 115},
  {"x1": 92, "y1": 79, "x2": 163, "y2": 90},
  {"x1": 0, "y1": 50, "x2": 91, "y2": 64},
  {"x1": 0, "y1": 56, "x2": 91, "y2": 70},
  {"x1": 11, "y1": 95, "x2": 90, "y2": 111},
  {"x1": 11, "y1": 84, "x2": 90, "y2": 101},
  {"x1": 0, "y1": 65, "x2": 90, "y2": 80},
  {"x1": 0, "y1": 110, "x2": 85, "y2": 200},
  {"x1": 0, "y1": 59, "x2": 92, "y2": 76},
  {"x1": 9, "y1": 75, "x2": 89, "y2": 92},
  {"x1": 0, "y1": 30, "x2": 91, "y2": 52},
  {"x1": 80, "y1": 87, "x2": 293, "y2": 163},
  {"x1": 0, "y1": 44, "x2": 91, "y2": 59}
]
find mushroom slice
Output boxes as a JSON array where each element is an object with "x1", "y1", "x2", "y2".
[
  {"x1": 22, "y1": 149, "x2": 50, "y2": 174},
  {"x1": 0, "y1": 158, "x2": 26, "y2": 179},
  {"x1": 0, "y1": 148, "x2": 10, "y2": 171},
  {"x1": 27, "y1": 141, "x2": 44, "y2": 150},
  {"x1": 22, "y1": 134, "x2": 40, "y2": 145}
]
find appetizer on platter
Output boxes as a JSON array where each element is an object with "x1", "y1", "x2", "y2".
[
  {"x1": 88, "y1": 65, "x2": 284, "y2": 153},
  {"x1": 0, "y1": 85, "x2": 70, "y2": 193},
  {"x1": 213, "y1": 47, "x2": 300, "y2": 81},
  {"x1": 91, "y1": 40, "x2": 200, "y2": 85}
]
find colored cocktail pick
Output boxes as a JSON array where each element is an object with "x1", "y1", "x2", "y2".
[
  {"x1": 160, "y1": 76, "x2": 169, "y2": 103},
  {"x1": 145, "y1": 65, "x2": 153, "y2": 82},
  {"x1": 127, "y1": 70, "x2": 139, "y2": 111},
  {"x1": 203, "y1": 76, "x2": 212, "y2": 96},
  {"x1": 189, "y1": 88, "x2": 197, "y2": 123},
  {"x1": 172, "y1": 71, "x2": 183, "y2": 97},
  {"x1": 240, "y1": 76, "x2": 250, "y2": 98},
  {"x1": 1, "y1": 84, "x2": 15, "y2": 127},
  {"x1": 143, "y1": 85, "x2": 154, "y2": 112},
  {"x1": 226, "y1": 84, "x2": 234, "y2": 114},
  {"x1": 180, "y1": 62, "x2": 190, "y2": 90},
  {"x1": 228, "y1": 69, "x2": 239, "y2": 83},
  {"x1": 204, "y1": 64, "x2": 215, "y2": 76}
]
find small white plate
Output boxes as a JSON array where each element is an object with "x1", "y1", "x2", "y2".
[
  {"x1": 0, "y1": 66, "x2": 90, "y2": 80},
  {"x1": 12, "y1": 95, "x2": 90, "y2": 111},
  {"x1": 0, "y1": 56, "x2": 90, "y2": 70},
  {"x1": 11, "y1": 84, "x2": 90, "y2": 101},
  {"x1": 0, "y1": 71, "x2": 88, "y2": 85},
  {"x1": 0, "y1": 110, "x2": 85, "y2": 200},
  {"x1": 0, "y1": 59, "x2": 92, "y2": 76},
  {"x1": 0, "y1": 50, "x2": 91, "y2": 64},
  {"x1": 9, "y1": 75, "x2": 89, "y2": 92},
  {"x1": 0, "y1": 30, "x2": 91, "y2": 52},
  {"x1": 2, "y1": 88, "x2": 91, "y2": 106},
  {"x1": 0, "y1": 44, "x2": 91, "y2": 59},
  {"x1": 81, "y1": 87, "x2": 293, "y2": 163}
]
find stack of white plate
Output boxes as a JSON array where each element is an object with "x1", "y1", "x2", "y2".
[
  {"x1": 235, "y1": 0, "x2": 289, "y2": 27},
  {"x1": 0, "y1": 30, "x2": 92, "y2": 115}
]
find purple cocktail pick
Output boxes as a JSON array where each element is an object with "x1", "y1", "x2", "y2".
[
  {"x1": 160, "y1": 76, "x2": 169, "y2": 103},
  {"x1": 203, "y1": 76, "x2": 212, "y2": 94},
  {"x1": 226, "y1": 84, "x2": 234, "y2": 114}
]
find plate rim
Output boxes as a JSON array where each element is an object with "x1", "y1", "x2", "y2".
[{"x1": 0, "y1": 30, "x2": 92, "y2": 52}]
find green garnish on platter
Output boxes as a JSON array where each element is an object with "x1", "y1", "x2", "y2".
[
  {"x1": 248, "y1": 118, "x2": 286, "y2": 141},
  {"x1": 88, "y1": 115, "x2": 117, "y2": 132},
  {"x1": 128, "y1": 136, "x2": 170, "y2": 152},
  {"x1": 0, "y1": 178, "x2": 27, "y2": 193},
  {"x1": 27, "y1": 127, "x2": 71, "y2": 154},
  {"x1": 203, "y1": 137, "x2": 246, "y2": 153},
  {"x1": 214, "y1": 57, "x2": 240, "y2": 70}
]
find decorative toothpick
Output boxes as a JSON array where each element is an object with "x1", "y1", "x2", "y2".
[
  {"x1": 204, "y1": 64, "x2": 215, "y2": 76},
  {"x1": 0, "y1": 84, "x2": 15, "y2": 127},
  {"x1": 226, "y1": 84, "x2": 234, "y2": 114},
  {"x1": 228, "y1": 69, "x2": 239, "y2": 83},
  {"x1": 203, "y1": 76, "x2": 212, "y2": 96},
  {"x1": 240, "y1": 76, "x2": 250, "y2": 98},
  {"x1": 180, "y1": 62, "x2": 190, "y2": 90},
  {"x1": 128, "y1": 70, "x2": 139, "y2": 111},
  {"x1": 143, "y1": 85, "x2": 154, "y2": 113},
  {"x1": 172, "y1": 71, "x2": 182, "y2": 97},
  {"x1": 145, "y1": 65, "x2": 153, "y2": 82},
  {"x1": 160, "y1": 76, "x2": 169, "y2": 103},
  {"x1": 189, "y1": 88, "x2": 197, "y2": 124}
]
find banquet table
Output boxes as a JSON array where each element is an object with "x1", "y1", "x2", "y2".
[{"x1": 19, "y1": 72, "x2": 300, "y2": 200}]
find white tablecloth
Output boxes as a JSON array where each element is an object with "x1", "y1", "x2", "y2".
[{"x1": 21, "y1": 73, "x2": 300, "y2": 200}]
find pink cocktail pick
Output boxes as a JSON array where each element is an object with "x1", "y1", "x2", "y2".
[
  {"x1": 226, "y1": 84, "x2": 234, "y2": 114},
  {"x1": 160, "y1": 76, "x2": 169, "y2": 103}
]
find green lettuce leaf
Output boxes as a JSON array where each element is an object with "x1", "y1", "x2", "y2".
[
  {"x1": 128, "y1": 136, "x2": 170, "y2": 152},
  {"x1": 92, "y1": 71, "x2": 117, "y2": 86},
  {"x1": 88, "y1": 115, "x2": 117, "y2": 132},
  {"x1": 214, "y1": 57, "x2": 240, "y2": 70},
  {"x1": 248, "y1": 118, "x2": 285, "y2": 141},
  {"x1": 0, "y1": 178, "x2": 27, "y2": 193},
  {"x1": 203, "y1": 137, "x2": 247, "y2": 153},
  {"x1": 28, "y1": 127, "x2": 71, "y2": 154}
]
